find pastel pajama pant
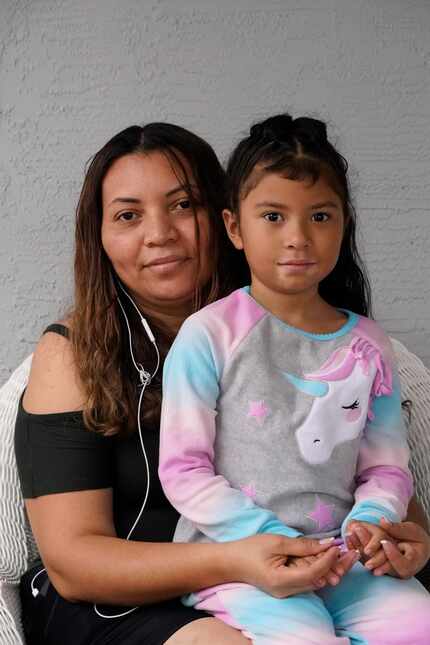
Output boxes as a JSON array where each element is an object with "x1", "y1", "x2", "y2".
[{"x1": 185, "y1": 563, "x2": 430, "y2": 644}]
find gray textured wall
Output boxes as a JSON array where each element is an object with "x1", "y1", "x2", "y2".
[{"x1": 1, "y1": 0, "x2": 429, "y2": 384}]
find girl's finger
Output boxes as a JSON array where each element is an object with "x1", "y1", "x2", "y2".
[
  {"x1": 364, "y1": 548, "x2": 388, "y2": 571},
  {"x1": 363, "y1": 534, "x2": 384, "y2": 556},
  {"x1": 372, "y1": 560, "x2": 396, "y2": 577},
  {"x1": 345, "y1": 532, "x2": 361, "y2": 551},
  {"x1": 354, "y1": 525, "x2": 373, "y2": 548}
]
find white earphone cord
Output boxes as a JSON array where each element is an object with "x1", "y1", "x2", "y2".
[{"x1": 31, "y1": 287, "x2": 160, "y2": 621}]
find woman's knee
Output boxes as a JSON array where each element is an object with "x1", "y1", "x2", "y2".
[{"x1": 164, "y1": 617, "x2": 250, "y2": 644}]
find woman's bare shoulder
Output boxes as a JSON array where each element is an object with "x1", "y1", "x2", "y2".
[{"x1": 24, "y1": 320, "x2": 86, "y2": 414}]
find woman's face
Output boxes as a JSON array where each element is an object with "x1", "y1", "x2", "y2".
[{"x1": 101, "y1": 151, "x2": 212, "y2": 322}]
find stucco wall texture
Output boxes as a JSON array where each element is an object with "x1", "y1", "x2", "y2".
[{"x1": 1, "y1": 0, "x2": 429, "y2": 384}]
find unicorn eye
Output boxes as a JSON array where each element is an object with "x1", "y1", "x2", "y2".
[{"x1": 342, "y1": 399, "x2": 360, "y2": 410}]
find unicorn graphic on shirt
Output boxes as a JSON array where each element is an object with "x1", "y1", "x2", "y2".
[{"x1": 281, "y1": 337, "x2": 392, "y2": 464}]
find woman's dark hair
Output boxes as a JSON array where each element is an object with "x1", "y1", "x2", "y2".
[
  {"x1": 73, "y1": 123, "x2": 248, "y2": 436},
  {"x1": 225, "y1": 113, "x2": 371, "y2": 317}
]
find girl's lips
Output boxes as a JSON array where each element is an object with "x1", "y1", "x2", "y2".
[
  {"x1": 279, "y1": 260, "x2": 316, "y2": 265},
  {"x1": 278, "y1": 261, "x2": 317, "y2": 273}
]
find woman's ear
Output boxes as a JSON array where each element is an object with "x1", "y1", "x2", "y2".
[{"x1": 222, "y1": 209, "x2": 244, "y2": 250}]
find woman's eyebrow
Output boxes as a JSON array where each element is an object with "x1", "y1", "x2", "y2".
[
  {"x1": 108, "y1": 196, "x2": 141, "y2": 207},
  {"x1": 107, "y1": 184, "x2": 200, "y2": 206},
  {"x1": 165, "y1": 184, "x2": 198, "y2": 198}
]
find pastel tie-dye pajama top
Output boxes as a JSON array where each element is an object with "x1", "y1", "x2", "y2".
[{"x1": 159, "y1": 287, "x2": 413, "y2": 544}]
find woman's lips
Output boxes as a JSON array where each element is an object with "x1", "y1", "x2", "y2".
[{"x1": 144, "y1": 255, "x2": 189, "y2": 272}]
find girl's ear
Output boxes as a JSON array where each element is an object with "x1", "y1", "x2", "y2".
[{"x1": 222, "y1": 209, "x2": 244, "y2": 250}]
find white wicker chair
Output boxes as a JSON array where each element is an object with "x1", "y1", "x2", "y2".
[
  {"x1": 1, "y1": 339, "x2": 429, "y2": 644},
  {"x1": 0, "y1": 356, "x2": 38, "y2": 645},
  {"x1": 391, "y1": 338, "x2": 430, "y2": 524}
]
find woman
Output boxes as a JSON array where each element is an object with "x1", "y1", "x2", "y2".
[{"x1": 14, "y1": 123, "x2": 360, "y2": 645}]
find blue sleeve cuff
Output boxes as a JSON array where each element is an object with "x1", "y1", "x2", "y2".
[
  {"x1": 259, "y1": 518, "x2": 302, "y2": 538},
  {"x1": 341, "y1": 500, "x2": 399, "y2": 537}
]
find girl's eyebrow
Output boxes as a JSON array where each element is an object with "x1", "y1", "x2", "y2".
[
  {"x1": 254, "y1": 200, "x2": 287, "y2": 209},
  {"x1": 309, "y1": 201, "x2": 340, "y2": 210},
  {"x1": 254, "y1": 200, "x2": 340, "y2": 210}
]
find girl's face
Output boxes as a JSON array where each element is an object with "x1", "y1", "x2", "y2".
[
  {"x1": 101, "y1": 151, "x2": 211, "y2": 321},
  {"x1": 223, "y1": 173, "x2": 344, "y2": 307}
]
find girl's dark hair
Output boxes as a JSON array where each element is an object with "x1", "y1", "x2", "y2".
[
  {"x1": 73, "y1": 123, "x2": 248, "y2": 436},
  {"x1": 226, "y1": 113, "x2": 371, "y2": 317}
]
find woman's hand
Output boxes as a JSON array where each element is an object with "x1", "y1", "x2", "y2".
[
  {"x1": 345, "y1": 518, "x2": 430, "y2": 578},
  {"x1": 288, "y1": 548, "x2": 359, "y2": 588},
  {"x1": 374, "y1": 518, "x2": 430, "y2": 578},
  {"x1": 228, "y1": 534, "x2": 359, "y2": 598}
]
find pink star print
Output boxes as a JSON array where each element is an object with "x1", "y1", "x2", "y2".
[
  {"x1": 241, "y1": 484, "x2": 257, "y2": 501},
  {"x1": 247, "y1": 400, "x2": 270, "y2": 425},
  {"x1": 306, "y1": 496, "x2": 336, "y2": 531}
]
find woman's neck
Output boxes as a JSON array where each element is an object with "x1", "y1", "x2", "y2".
[{"x1": 133, "y1": 298, "x2": 193, "y2": 336}]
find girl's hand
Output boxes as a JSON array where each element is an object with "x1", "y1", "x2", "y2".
[
  {"x1": 345, "y1": 520, "x2": 392, "y2": 575},
  {"x1": 228, "y1": 534, "x2": 359, "y2": 598},
  {"x1": 372, "y1": 518, "x2": 430, "y2": 578},
  {"x1": 345, "y1": 520, "x2": 389, "y2": 562}
]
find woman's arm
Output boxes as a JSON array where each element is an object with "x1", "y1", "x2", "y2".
[
  {"x1": 376, "y1": 517, "x2": 430, "y2": 578},
  {"x1": 406, "y1": 496, "x2": 429, "y2": 531},
  {"x1": 24, "y1": 331, "x2": 342, "y2": 605},
  {"x1": 27, "y1": 487, "x2": 348, "y2": 604}
]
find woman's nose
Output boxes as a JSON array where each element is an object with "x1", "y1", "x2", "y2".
[{"x1": 144, "y1": 212, "x2": 178, "y2": 246}]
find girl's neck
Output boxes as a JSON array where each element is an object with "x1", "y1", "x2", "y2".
[{"x1": 249, "y1": 284, "x2": 347, "y2": 334}]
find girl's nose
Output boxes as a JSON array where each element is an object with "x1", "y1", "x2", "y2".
[
  {"x1": 144, "y1": 212, "x2": 178, "y2": 246},
  {"x1": 285, "y1": 221, "x2": 311, "y2": 248}
]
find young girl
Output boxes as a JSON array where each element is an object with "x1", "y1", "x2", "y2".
[{"x1": 159, "y1": 114, "x2": 430, "y2": 644}]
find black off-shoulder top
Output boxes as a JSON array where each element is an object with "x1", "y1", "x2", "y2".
[{"x1": 14, "y1": 324, "x2": 179, "y2": 542}]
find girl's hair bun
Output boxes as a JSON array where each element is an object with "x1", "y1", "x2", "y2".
[
  {"x1": 249, "y1": 114, "x2": 327, "y2": 146},
  {"x1": 293, "y1": 117, "x2": 327, "y2": 144},
  {"x1": 250, "y1": 114, "x2": 293, "y2": 142}
]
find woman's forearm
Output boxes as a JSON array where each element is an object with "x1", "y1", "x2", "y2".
[
  {"x1": 406, "y1": 496, "x2": 429, "y2": 531},
  {"x1": 26, "y1": 488, "x2": 240, "y2": 606},
  {"x1": 50, "y1": 535, "x2": 237, "y2": 605}
]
